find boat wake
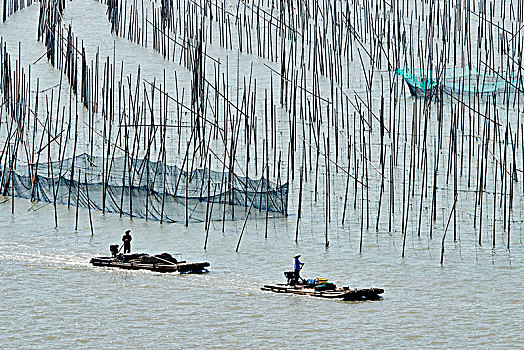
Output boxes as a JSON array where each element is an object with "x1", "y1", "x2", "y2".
[{"x1": 0, "y1": 245, "x2": 91, "y2": 269}]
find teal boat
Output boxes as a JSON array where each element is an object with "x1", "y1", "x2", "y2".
[{"x1": 397, "y1": 66, "x2": 523, "y2": 99}]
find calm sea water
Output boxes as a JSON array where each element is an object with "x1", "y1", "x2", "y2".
[{"x1": 0, "y1": 199, "x2": 522, "y2": 349}]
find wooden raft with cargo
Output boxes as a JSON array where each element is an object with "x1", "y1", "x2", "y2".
[
  {"x1": 90, "y1": 244, "x2": 209, "y2": 274},
  {"x1": 261, "y1": 272, "x2": 384, "y2": 301}
]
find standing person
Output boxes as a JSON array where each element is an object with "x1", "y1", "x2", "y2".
[
  {"x1": 293, "y1": 254, "x2": 304, "y2": 283},
  {"x1": 122, "y1": 230, "x2": 132, "y2": 254}
]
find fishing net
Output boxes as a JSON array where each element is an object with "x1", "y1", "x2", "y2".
[
  {"x1": 1, "y1": 153, "x2": 288, "y2": 223},
  {"x1": 397, "y1": 66, "x2": 523, "y2": 99}
]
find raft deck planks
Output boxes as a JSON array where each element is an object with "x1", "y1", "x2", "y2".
[
  {"x1": 90, "y1": 257, "x2": 210, "y2": 273},
  {"x1": 261, "y1": 284, "x2": 384, "y2": 301}
]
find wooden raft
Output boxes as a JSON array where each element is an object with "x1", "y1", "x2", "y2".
[
  {"x1": 261, "y1": 284, "x2": 384, "y2": 301},
  {"x1": 90, "y1": 256, "x2": 209, "y2": 274}
]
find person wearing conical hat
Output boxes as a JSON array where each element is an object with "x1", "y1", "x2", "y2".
[
  {"x1": 122, "y1": 230, "x2": 132, "y2": 254},
  {"x1": 293, "y1": 254, "x2": 304, "y2": 284}
]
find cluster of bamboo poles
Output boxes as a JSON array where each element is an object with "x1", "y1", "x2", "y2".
[
  {"x1": 0, "y1": 0, "x2": 289, "y2": 238},
  {"x1": 2, "y1": 0, "x2": 35, "y2": 22},
  {"x1": 0, "y1": 0, "x2": 523, "y2": 262}
]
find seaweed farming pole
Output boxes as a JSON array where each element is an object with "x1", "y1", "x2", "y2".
[
  {"x1": 75, "y1": 169, "x2": 80, "y2": 231},
  {"x1": 295, "y1": 161, "x2": 303, "y2": 244},
  {"x1": 85, "y1": 172, "x2": 93, "y2": 236},
  {"x1": 203, "y1": 155, "x2": 212, "y2": 249},
  {"x1": 235, "y1": 164, "x2": 266, "y2": 253},
  {"x1": 401, "y1": 116, "x2": 416, "y2": 258},
  {"x1": 375, "y1": 90, "x2": 385, "y2": 231},
  {"x1": 440, "y1": 194, "x2": 458, "y2": 266},
  {"x1": 159, "y1": 69, "x2": 168, "y2": 224},
  {"x1": 265, "y1": 138, "x2": 270, "y2": 239},
  {"x1": 185, "y1": 140, "x2": 189, "y2": 227},
  {"x1": 341, "y1": 137, "x2": 352, "y2": 226},
  {"x1": 10, "y1": 145, "x2": 14, "y2": 214},
  {"x1": 324, "y1": 135, "x2": 330, "y2": 248}
]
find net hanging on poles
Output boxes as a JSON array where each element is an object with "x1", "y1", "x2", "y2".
[{"x1": 2, "y1": 153, "x2": 288, "y2": 223}]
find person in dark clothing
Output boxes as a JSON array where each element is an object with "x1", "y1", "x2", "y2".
[
  {"x1": 122, "y1": 230, "x2": 132, "y2": 254},
  {"x1": 293, "y1": 254, "x2": 304, "y2": 283}
]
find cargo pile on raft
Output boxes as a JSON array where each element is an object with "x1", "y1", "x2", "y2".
[
  {"x1": 261, "y1": 255, "x2": 384, "y2": 301},
  {"x1": 262, "y1": 273, "x2": 384, "y2": 301},
  {"x1": 90, "y1": 243, "x2": 209, "y2": 274}
]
